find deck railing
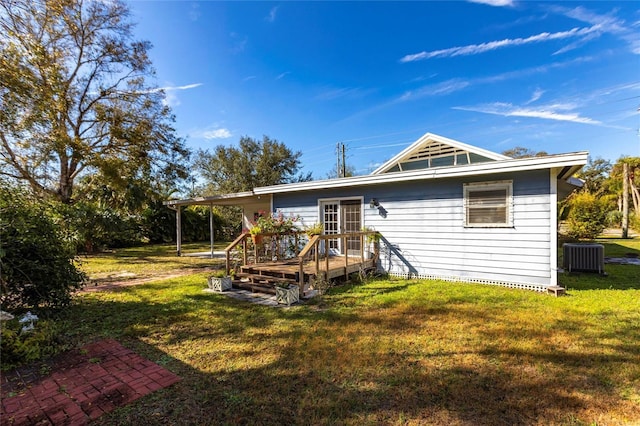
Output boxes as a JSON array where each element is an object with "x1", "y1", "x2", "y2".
[
  {"x1": 225, "y1": 230, "x2": 380, "y2": 296},
  {"x1": 225, "y1": 231, "x2": 307, "y2": 275},
  {"x1": 296, "y1": 231, "x2": 380, "y2": 291}
]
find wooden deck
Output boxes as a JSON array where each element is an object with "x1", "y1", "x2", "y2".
[
  {"x1": 243, "y1": 255, "x2": 376, "y2": 279},
  {"x1": 225, "y1": 231, "x2": 380, "y2": 296},
  {"x1": 234, "y1": 256, "x2": 376, "y2": 295}
]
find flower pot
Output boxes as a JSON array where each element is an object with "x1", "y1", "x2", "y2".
[
  {"x1": 275, "y1": 284, "x2": 300, "y2": 306},
  {"x1": 251, "y1": 235, "x2": 263, "y2": 245},
  {"x1": 208, "y1": 276, "x2": 232, "y2": 292}
]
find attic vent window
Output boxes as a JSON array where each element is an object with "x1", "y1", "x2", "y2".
[{"x1": 464, "y1": 181, "x2": 513, "y2": 227}]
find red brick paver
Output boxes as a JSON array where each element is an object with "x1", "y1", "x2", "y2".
[{"x1": 1, "y1": 339, "x2": 181, "y2": 425}]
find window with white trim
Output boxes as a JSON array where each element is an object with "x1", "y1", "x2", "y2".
[{"x1": 464, "y1": 181, "x2": 513, "y2": 227}]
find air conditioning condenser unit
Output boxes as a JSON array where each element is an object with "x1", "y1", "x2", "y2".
[{"x1": 562, "y1": 243, "x2": 605, "y2": 273}]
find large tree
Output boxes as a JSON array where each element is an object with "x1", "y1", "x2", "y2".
[
  {"x1": 0, "y1": 0, "x2": 189, "y2": 204},
  {"x1": 502, "y1": 146, "x2": 548, "y2": 158},
  {"x1": 194, "y1": 135, "x2": 312, "y2": 194},
  {"x1": 576, "y1": 157, "x2": 612, "y2": 195}
]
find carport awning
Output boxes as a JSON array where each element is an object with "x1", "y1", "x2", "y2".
[
  {"x1": 164, "y1": 191, "x2": 267, "y2": 257},
  {"x1": 164, "y1": 191, "x2": 263, "y2": 207}
]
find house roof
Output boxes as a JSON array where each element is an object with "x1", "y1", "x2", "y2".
[
  {"x1": 371, "y1": 132, "x2": 511, "y2": 174},
  {"x1": 164, "y1": 133, "x2": 588, "y2": 207},
  {"x1": 164, "y1": 191, "x2": 261, "y2": 207},
  {"x1": 252, "y1": 151, "x2": 588, "y2": 195}
]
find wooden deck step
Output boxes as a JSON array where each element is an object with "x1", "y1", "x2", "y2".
[
  {"x1": 239, "y1": 267, "x2": 300, "y2": 281},
  {"x1": 232, "y1": 280, "x2": 277, "y2": 295},
  {"x1": 235, "y1": 272, "x2": 298, "y2": 285}
]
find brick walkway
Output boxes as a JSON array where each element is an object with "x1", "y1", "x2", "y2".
[{"x1": 1, "y1": 339, "x2": 181, "y2": 425}]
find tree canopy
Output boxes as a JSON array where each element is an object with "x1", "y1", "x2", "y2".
[
  {"x1": 194, "y1": 135, "x2": 312, "y2": 194},
  {"x1": 576, "y1": 157, "x2": 612, "y2": 195},
  {"x1": 0, "y1": 0, "x2": 189, "y2": 204},
  {"x1": 501, "y1": 146, "x2": 549, "y2": 158},
  {"x1": 564, "y1": 156, "x2": 640, "y2": 238}
]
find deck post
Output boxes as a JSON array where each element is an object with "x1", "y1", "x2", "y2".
[
  {"x1": 176, "y1": 206, "x2": 182, "y2": 256},
  {"x1": 298, "y1": 262, "x2": 304, "y2": 297},
  {"x1": 325, "y1": 239, "x2": 330, "y2": 277},
  {"x1": 315, "y1": 243, "x2": 319, "y2": 277},
  {"x1": 374, "y1": 237, "x2": 380, "y2": 264},
  {"x1": 243, "y1": 238, "x2": 248, "y2": 266},
  {"x1": 343, "y1": 235, "x2": 348, "y2": 270},
  {"x1": 209, "y1": 204, "x2": 215, "y2": 258}
]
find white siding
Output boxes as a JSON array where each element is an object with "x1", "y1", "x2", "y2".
[
  {"x1": 273, "y1": 170, "x2": 554, "y2": 289},
  {"x1": 276, "y1": 204, "x2": 319, "y2": 230}
]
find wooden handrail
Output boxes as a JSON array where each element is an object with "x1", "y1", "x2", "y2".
[
  {"x1": 298, "y1": 234, "x2": 320, "y2": 258},
  {"x1": 226, "y1": 230, "x2": 380, "y2": 296},
  {"x1": 296, "y1": 231, "x2": 380, "y2": 296},
  {"x1": 225, "y1": 232, "x2": 249, "y2": 275}
]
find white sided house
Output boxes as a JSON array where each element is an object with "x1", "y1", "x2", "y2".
[{"x1": 168, "y1": 132, "x2": 587, "y2": 292}]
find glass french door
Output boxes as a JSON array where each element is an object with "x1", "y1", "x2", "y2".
[{"x1": 321, "y1": 199, "x2": 361, "y2": 256}]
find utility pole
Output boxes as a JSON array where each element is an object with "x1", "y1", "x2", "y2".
[
  {"x1": 622, "y1": 161, "x2": 629, "y2": 238},
  {"x1": 336, "y1": 142, "x2": 347, "y2": 178},
  {"x1": 336, "y1": 142, "x2": 341, "y2": 178},
  {"x1": 342, "y1": 143, "x2": 346, "y2": 178}
]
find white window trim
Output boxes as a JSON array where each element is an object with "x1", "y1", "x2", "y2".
[{"x1": 463, "y1": 180, "x2": 513, "y2": 228}]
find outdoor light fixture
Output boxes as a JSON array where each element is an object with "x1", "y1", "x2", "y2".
[{"x1": 369, "y1": 198, "x2": 380, "y2": 208}]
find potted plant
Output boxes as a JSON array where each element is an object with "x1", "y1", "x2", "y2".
[
  {"x1": 362, "y1": 226, "x2": 380, "y2": 244},
  {"x1": 275, "y1": 282, "x2": 299, "y2": 306},
  {"x1": 304, "y1": 222, "x2": 323, "y2": 237},
  {"x1": 249, "y1": 224, "x2": 263, "y2": 245},
  {"x1": 362, "y1": 226, "x2": 380, "y2": 259}
]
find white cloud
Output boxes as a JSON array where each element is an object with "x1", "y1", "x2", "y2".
[
  {"x1": 527, "y1": 88, "x2": 545, "y2": 104},
  {"x1": 230, "y1": 32, "x2": 248, "y2": 54},
  {"x1": 398, "y1": 79, "x2": 470, "y2": 101},
  {"x1": 161, "y1": 83, "x2": 203, "y2": 91},
  {"x1": 453, "y1": 102, "x2": 604, "y2": 126},
  {"x1": 189, "y1": 3, "x2": 201, "y2": 21},
  {"x1": 314, "y1": 86, "x2": 375, "y2": 101},
  {"x1": 163, "y1": 91, "x2": 179, "y2": 107},
  {"x1": 400, "y1": 24, "x2": 603, "y2": 62},
  {"x1": 467, "y1": 0, "x2": 514, "y2": 7},
  {"x1": 276, "y1": 71, "x2": 291, "y2": 80},
  {"x1": 265, "y1": 6, "x2": 279, "y2": 23},
  {"x1": 551, "y1": 6, "x2": 638, "y2": 55},
  {"x1": 243, "y1": 76, "x2": 257, "y2": 82},
  {"x1": 478, "y1": 56, "x2": 594, "y2": 83},
  {"x1": 158, "y1": 83, "x2": 203, "y2": 107},
  {"x1": 202, "y1": 128, "x2": 232, "y2": 139}
]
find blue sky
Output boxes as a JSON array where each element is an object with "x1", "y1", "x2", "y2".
[{"x1": 129, "y1": 0, "x2": 640, "y2": 179}]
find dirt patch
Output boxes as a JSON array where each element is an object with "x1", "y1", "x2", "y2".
[{"x1": 81, "y1": 267, "x2": 217, "y2": 293}]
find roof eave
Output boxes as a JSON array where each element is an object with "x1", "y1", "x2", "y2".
[
  {"x1": 255, "y1": 151, "x2": 589, "y2": 195},
  {"x1": 371, "y1": 132, "x2": 511, "y2": 175},
  {"x1": 164, "y1": 191, "x2": 260, "y2": 207}
]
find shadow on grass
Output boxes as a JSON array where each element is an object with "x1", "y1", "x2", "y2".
[{"x1": 52, "y1": 278, "x2": 639, "y2": 425}]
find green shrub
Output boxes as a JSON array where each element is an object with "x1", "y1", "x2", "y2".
[
  {"x1": 52, "y1": 201, "x2": 144, "y2": 252},
  {"x1": 566, "y1": 192, "x2": 609, "y2": 240},
  {"x1": 0, "y1": 187, "x2": 86, "y2": 310},
  {"x1": 0, "y1": 318, "x2": 63, "y2": 370},
  {"x1": 606, "y1": 210, "x2": 623, "y2": 228},
  {"x1": 630, "y1": 212, "x2": 640, "y2": 232}
]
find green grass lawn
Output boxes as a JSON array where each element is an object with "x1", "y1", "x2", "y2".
[
  {"x1": 78, "y1": 242, "x2": 227, "y2": 281},
  {"x1": 56, "y1": 238, "x2": 640, "y2": 425}
]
